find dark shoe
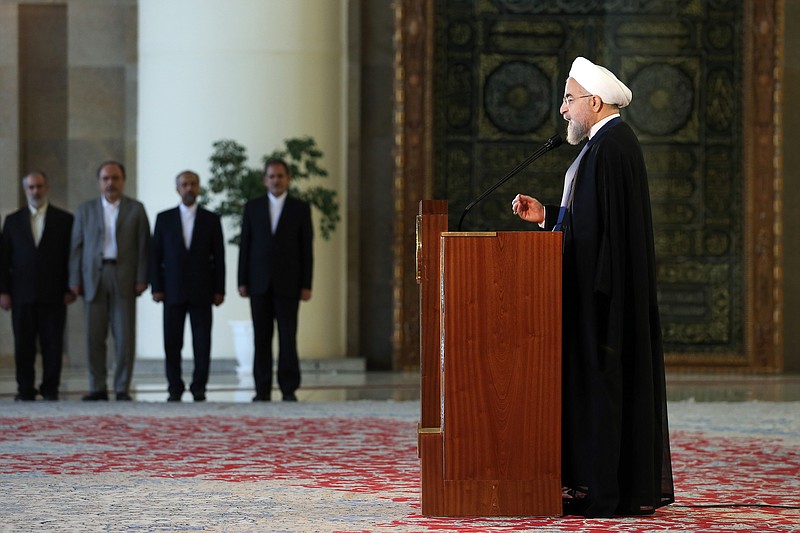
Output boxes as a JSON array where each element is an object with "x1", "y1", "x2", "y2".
[
  {"x1": 562, "y1": 486, "x2": 589, "y2": 516},
  {"x1": 14, "y1": 393, "x2": 36, "y2": 402},
  {"x1": 282, "y1": 392, "x2": 298, "y2": 402},
  {"x1": 42, "y1": 394, "x2": 59, "y2": 401},
  {"x1": 115, "y1": 392, "x2": 133, "y2": 401},
  {"x1": 252, "y1": 394, "x2": 270, "y2": 402},
  {"x1": 192, "y1": 393, "x2": 206, "y2": 402},
  {"x1": 561, "y1": 499, "x2": 579, "y2": 516},
  {"x1": 167, "y1": 393, "x2": 182, "y2": 402},
  {"x1": 82, "y1": 391, "x2": 109, "y2": 401}
]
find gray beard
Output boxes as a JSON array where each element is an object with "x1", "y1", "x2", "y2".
[{"x1": 567, "y1": 119, "x2": 589, "y2": 145}]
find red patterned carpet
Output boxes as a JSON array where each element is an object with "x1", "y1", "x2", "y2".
[{"x1": 0, "y1": 401, "x2": 798, "y2": 532}]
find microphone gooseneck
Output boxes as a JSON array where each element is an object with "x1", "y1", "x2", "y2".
[{"x1": 457, "y1": 134, "x2": 563, "y2": 231}]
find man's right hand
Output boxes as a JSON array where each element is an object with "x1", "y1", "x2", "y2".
[
  {"x1": 152, "y1": 292, "x2": 165, "y2": 303},
  {"x1": 0, "y1": 293, "x2": 11, "y2": 311},
  {"x1": 511, "y1": 194, "x2": 545, "y2": 224},
  {"x1": 238, "y1": 285, "x2": 249, "y2": 298}
]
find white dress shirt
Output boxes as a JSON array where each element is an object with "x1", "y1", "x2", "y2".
[
  {"x1": 102, "y1": 196, "x2": 120, "y2": 259},
  {"x1": 179, "y1": 202, "x2": 198, "y2": 249},
  {"x1": 29, "y1": 200, "x2": 48, "y2": 246},
  {"x1": 268, "y1": 192, "x2": 287, "y2": 234}
]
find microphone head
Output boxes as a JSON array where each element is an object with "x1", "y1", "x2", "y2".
[{"x1": 547, "y1": 134, "x2": 563, "y2": 149}]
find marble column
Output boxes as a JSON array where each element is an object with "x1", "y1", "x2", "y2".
[{"x1": 137, "y1": 0, "x2": 347, "y2": 361}]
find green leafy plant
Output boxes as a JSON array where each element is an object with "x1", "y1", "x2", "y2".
[{"x1": 201, "y1": 137, "x2": 340, "y2": 244}]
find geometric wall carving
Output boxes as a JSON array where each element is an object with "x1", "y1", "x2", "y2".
[
  {"x1": 392, "y1": 0, "x2": 782, "y2": 370},
  {"x1": 434, "y1": 0, "x2": 749, "y2": 359}
]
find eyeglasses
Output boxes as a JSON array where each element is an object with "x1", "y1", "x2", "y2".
[{"x1": 562, "y1": 94, "x2": 593, "y2": 106}]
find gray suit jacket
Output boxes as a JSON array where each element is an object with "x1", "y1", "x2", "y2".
[{"x1": 69, "y1": 196, "x2": 150, "y2": 302}]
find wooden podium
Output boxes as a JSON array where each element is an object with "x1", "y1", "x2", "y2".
[{"x1": 417, "y1": 200, "x2": 562, "y2": 517}]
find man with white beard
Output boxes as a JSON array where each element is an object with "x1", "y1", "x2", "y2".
[
  {"x1": 511, "y1": 57, "x2": 674, "y2": 517},
  {"x1": 0, "y1": 171, "x2": 75, "y2": 401}
]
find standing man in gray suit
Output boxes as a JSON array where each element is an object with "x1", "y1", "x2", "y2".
[{"x1": 70, "y1": 161, "x2": 150, "y2": 401}]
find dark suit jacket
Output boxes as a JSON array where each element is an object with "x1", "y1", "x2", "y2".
[
  {"x1": 238, "y1": 195, "x2": 313, "y2": 298},
  {"x1": 149, "y1": 206, "x2": 226, "y2": 305},
  {"x1": 0, "y1": 204, "x2": 74, "y2": 304},
  {"x1": 69, "y1": 195, "x2": 150, "y2": 302}
]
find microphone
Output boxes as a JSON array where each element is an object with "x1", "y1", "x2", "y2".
[{"x1": 457, "y1": 134, "x2": 563, "y2": 231}]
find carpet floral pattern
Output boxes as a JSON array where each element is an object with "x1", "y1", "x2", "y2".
[{"x1": 0, "y1": 401, "x2": 797, "y2": 532}]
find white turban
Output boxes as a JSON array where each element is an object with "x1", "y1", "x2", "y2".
[{"x1": 568, "y1": 57, "x2": 632, "y2": 108}]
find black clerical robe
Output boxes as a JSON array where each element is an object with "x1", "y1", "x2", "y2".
[{"x1": 548, "y1": 119, "x2": 674, "y2": 517}]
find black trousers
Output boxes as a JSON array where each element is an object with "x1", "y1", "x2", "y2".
[
  {"x1": 11, "y1": 301, "x2": 66, "y2": 397},
  {"x1": 163, "y1": 302, "x2": 212, "y2": 397},
  {"x1": 249, "y1": 290, "x2": 301, "y2": 398}
]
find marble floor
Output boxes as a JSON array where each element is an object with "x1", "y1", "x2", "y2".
[
  {"x1": 1, "y1": 357, "x2": 799, "y2": 403},
  {"x1": 0, "y1": 358, "x2": 418, "y2": 403}
]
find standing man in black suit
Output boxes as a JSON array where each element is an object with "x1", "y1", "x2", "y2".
[
  {"x1": 238, "y1": 158, "x2": 313, "y2": 402},
  {"x1": 149, "y1": 170, "x2": 226, "y2": 402},
  {"x1": 0, "y1": 171, "x2": 75, "y2": 401}
]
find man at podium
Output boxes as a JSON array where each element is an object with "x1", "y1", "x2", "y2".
[{"x1": 512, "y1": 57, "x2": 674, "y2": 517}]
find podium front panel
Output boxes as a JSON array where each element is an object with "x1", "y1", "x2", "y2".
[{"x1": 438, "y1": 231, "x2": 562, "y2": 515}]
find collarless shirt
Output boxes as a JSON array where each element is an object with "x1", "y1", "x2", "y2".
[
  {"x1": 268, "y1": 192, "x2": 287, "y2": 234},
  {"x1": 179, "y1": 202, "x2": 198, "y2": 249},
  {"x1": 544, "y1": 114, "x2": 622, "y2": 228},
  {"x1": 560, "y1": 113, "x2": 621, "y2": 205},
  {"x1": 589, "y1": 113, "x2": 620, "y2": 140},
  {"x1": 28, "y1": 200, "x2": 48, "y2": 246},
  {"x1": 101, "y1": 196, "x2": 120, "y2": 260}
]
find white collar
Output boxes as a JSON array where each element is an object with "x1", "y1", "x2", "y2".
[
  {"x1": 28, "y1": 200, "x2": 48, "y2": 215},
  {"x1": 179, "y1": 202, "x2": 198, "y2": 215},
  {"x1": 102, "y1": 196, "x2": 121, "y2": 209},
  {"x1": 589, "y1": 113, "x2": 620, "y2": 139},
  {"x1": 268, "y1": 191, "x2": 288, "y2": 202}
]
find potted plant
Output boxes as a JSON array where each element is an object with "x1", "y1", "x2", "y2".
[{"x1": 201, "y1": 136, "x2": 340, "y2": 244}]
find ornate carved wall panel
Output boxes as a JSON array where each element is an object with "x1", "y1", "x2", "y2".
[
  {"x1": 393, "y1": 0, "x2": 435, "y2": 370},
  {"x1": 394, "y1": 0, "x2": 782, "y2": 370}
]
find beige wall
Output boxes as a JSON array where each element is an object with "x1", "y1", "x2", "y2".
[
  {"x1": 0, "y1": 0, "x2": 137, "y2": 368},
  {"x1": 136, "y1": 0, "x2": 348, "y2": 360},
  {"x1": 0, "y1": 4, "x2": 19, "y2": 359}
]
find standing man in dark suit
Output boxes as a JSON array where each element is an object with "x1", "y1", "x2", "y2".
[
  {"x1": 0, "y1": 171, "x2": 75, "y2": 401},
  {"x1": 238, "y1": 158, "x2": 313, "y2": 402},
  {"x1": 149, "y1": 170, "x2": 225, "y2": 402},
  {"x1": 70, "y1": 161, "x2": 150, "y2": 401}
]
